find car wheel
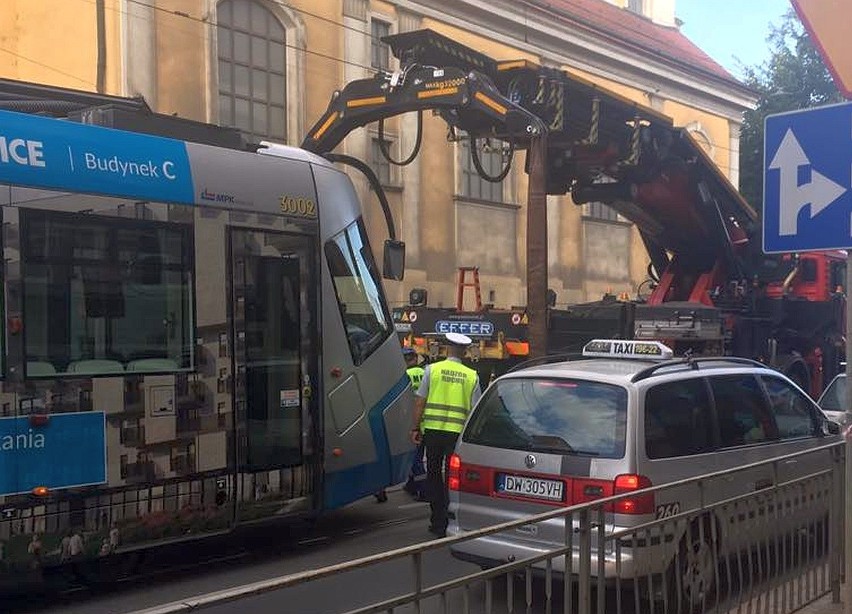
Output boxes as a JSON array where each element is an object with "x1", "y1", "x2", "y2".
[{"x1": 669, "y1": 524, "x2": 717, "y2": 613}]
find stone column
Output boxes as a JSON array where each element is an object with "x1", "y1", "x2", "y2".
[
  {"x1": 123, "y1": 0, "x2": 158, "y2": 108},
  {"x1": 729, "y1": 121, "x2": 741, "y2": 189}
]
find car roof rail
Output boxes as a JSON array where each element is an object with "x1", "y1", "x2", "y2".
[
  {"x1": 630, "y1": 356, "x2": 770, "y2": 383},
  {"x1": 506, "y1": 352, "x2": 584, "y2": 374}
]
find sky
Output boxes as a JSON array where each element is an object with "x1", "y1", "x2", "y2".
[{"x1": 676, "y1": 0, "x2": 791, "y2": 77}]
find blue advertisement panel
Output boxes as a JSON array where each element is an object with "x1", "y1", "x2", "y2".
[
  {"x1": 0, "y1": 109, "x2": 195, "y2": 204},
  {"x1": 0, "y1": 412, "x2": 107, "y2": 496}
]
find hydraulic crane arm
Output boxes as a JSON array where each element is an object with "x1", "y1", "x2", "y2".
[
  {"x1": 302, "y1": 64, "x2": 544, "y2": 155},
  {"x1": 302, "y1": 29, "x2": 757, "y2": 267}
]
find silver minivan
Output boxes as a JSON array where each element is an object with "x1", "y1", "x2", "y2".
[{"x1": 448, "y1": 340, "x2": 840, "y2": 598}]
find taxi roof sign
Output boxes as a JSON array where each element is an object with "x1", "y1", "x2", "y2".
[{"x1": 582, "y1": 339, "x2": 673, "y2": 360}]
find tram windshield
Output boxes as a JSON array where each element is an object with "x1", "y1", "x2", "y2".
[{"x1": 325, "y1": 219, "x2": 392, "y2": 365}]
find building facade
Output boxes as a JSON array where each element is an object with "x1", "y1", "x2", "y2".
[{"x1": 0, "y1": 0, "x2": 756, "y2": 308}]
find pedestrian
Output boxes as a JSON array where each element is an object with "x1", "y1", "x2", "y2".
[
  {"x1": 375, "y1": 346, "x2": 427, "y2": 505},
  {"x1": 59, "y1": 533, "x2": 72, "y2": 563},
  {"x1": 402, "y1": 347, "x2": 427, "y2": 500},
  {"x1": 404, "y1": 347, "x2": 425, "y2": 390},
  {"x1": 27, "y1": 533, "x2": 42, "y2": 569},
  {"x1": 69, "y1": 531, "x2": 84, "y2": 561},
  {"x1": 109, "y1": 524, "x2": 120, "y2": 552},
  {"x1": 410, "y1": 333, "x2": 481, "y2": 538}
]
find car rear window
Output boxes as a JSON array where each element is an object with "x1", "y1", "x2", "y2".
[{"x1": 462, "y1": 378, "x2": 628, "y2": 458}]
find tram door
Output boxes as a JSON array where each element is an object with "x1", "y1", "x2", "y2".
[{"x1": 230, "y1": 229, "x2": 319, "y2": 519}]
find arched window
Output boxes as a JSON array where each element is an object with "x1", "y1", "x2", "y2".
[{"x1": 217, "y1": 0, "x2": 286, "y2": 143}]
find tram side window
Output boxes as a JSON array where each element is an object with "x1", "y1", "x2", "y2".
[
  {"x1": 23, "y1": 211, "x2": 193, "y2": 376},
  {"x1": 324, "y1": 220, "x2": 392, "y2": 365}
]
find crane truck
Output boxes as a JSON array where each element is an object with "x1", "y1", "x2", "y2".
[{"x1": 302, "y1": 28, "x2": 846, "y2": 398}]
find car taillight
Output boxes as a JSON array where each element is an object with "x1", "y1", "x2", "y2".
[
  {"x1": 613, "y1": 474, "x2": 654, "y2": 514},
  {"x1": 448, "y1": 454, "x2": 461, "y2": 491},
  {"x1": 448, "y1": 455, "x2": 492, "y2": 496}
]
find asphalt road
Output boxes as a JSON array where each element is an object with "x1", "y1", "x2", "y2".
[{"x1": 175, "y1": 555, "x2": 584, "y2": 614}]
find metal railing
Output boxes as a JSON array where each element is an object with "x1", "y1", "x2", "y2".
[{"x1": 127, "y1": 442, "x2": 845, "y2": 614}]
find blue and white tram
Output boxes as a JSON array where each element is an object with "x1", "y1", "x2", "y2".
[{"x1": 0, "y1": 109, "x2": 414, "y2": 580}]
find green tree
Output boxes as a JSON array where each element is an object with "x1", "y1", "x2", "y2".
[{"x1": 739, "y1": 8, "x2": 842, "y2": 212}]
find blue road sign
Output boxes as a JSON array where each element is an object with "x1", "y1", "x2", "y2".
[
  {"x1": 764, "y1": 102, "x2": 852, "y2": 253},
  {"x1": 0, "y1": 411, "x2": 106, "y2": 496}
]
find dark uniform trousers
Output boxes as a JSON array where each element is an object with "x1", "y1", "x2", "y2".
[{"x1": 423, "y1": 429, "x2": 460, "y2": 533}]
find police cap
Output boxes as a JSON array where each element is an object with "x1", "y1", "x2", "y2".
[{"x1": 445, "y1": 332, "x2": 473, "y2": 347}]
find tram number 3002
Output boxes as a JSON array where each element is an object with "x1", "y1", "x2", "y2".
[
  {"x1": 655, "y1": 503, "x2": 681, "y2": 519},
  {"x1": 280, "y1": 196, "x2": 317, "y2": 217}
]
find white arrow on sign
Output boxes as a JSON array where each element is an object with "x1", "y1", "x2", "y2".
[{"x1": 769, "y1": 128, "x2": 847, "y2": 236}]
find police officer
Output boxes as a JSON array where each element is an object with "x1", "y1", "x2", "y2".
[
  {"x1": 410, "y1": 333, "x2": 481, "y2": 537},
  {"x1": 404, "y1": 347, "x2": 425, "y2": 390},
  {"x1": 402, "y1": 347, "x2": 427, "y2": 499},
  {"x1": 379, "y1": 347, "x2": 427, "y2": 504}
]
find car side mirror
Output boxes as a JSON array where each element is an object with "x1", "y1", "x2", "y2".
[
  {"x1": 383, "y1": 239, "x2": 405, "y2": 281},
  {"x1": 822, "y1": 419, "x2": 841, "y2": 436}
]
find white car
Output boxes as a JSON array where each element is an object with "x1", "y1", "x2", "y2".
[{"x1": 449, "y1": 340, "x2": 840, "y2": 606}]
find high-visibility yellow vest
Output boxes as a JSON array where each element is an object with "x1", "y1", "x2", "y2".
[
  {"x1": 406, "y1": 366, "x2": 425, "y2": 392},
  {"x1": 421, "y1": 360, "x2": 478, "y2": 434}
]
